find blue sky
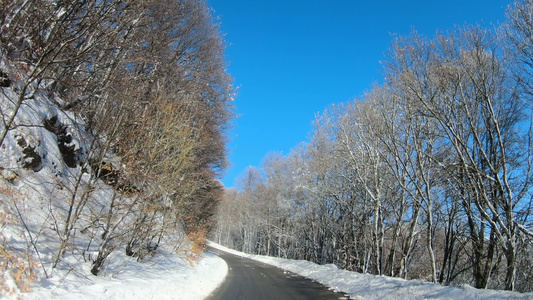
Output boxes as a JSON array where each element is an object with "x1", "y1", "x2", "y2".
[{"x1": 209, "y1": 0, "x2": 512, "y2": 188}]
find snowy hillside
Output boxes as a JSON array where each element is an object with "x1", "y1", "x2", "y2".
[
  {"x1": 1, "y1": 0, "x2": 234, "y2": 298},
  {"x1": 0, "y1": 45, "x2": 224, "y2": 299}
]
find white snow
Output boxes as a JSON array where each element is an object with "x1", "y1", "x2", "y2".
[
  {"x1": 208, "y1": 242, "x2": 533, "y2": 300},
  {"x1": 18, "y1": 251, "x2": 227, "y2": 300}
]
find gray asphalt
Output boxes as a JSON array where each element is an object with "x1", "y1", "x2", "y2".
[{"x1": 207, "y1": 247, "x2": 351, "y2": 300}]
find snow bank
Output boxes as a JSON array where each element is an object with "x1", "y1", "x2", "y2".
[
  {"x1": 6, "y1": 251, "x2": 227, "y2": 300},
  {"x1": 208, "y1": 242, "x2": 533, "y2": 300}
]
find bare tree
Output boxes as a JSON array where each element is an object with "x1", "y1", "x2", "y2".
[
  {"x1": 385, "y1": 26, "x2": 531, "y2": 290},
  {"x1": 503, "y1": 0, "x2": 533, "y2": 104},
  {"x1": 1, "y1": 0, "x2": 234, "y2": 277}
]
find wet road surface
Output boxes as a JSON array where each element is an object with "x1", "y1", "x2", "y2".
[{"x1": 207, "y1": 247, "x2": 351, "y2": 300}]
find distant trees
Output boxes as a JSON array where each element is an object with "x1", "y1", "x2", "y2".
[
  {"x1": 1, "y1": 0, "x2": 233, "y2": 277},
  {"x1": 211, "y1": 0, "x2": 533, "y2": 292}
]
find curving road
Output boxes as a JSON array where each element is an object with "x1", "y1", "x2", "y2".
[{"x1": 207, "y1": 247, "x2": 350, "y2": 300}]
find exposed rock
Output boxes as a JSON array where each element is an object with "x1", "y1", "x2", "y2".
[
  {"x1": 43, "y1": 116, "x2": 78, "y2": 168},
  {"x1": 0, "y1": 69, "x2": 10, "y2": 87},
  {"x1": 16, "y1": 136, "x2": 42, "y2": 171}
]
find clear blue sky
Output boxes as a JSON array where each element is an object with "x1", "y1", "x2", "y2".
[{"x1": 209, "y1": 0, "x2": 512, "y2": 188}]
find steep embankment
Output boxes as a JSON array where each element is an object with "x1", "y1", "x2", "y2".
[{"x1": 0, "y1": 41, "x2": 226, "y2": 300}]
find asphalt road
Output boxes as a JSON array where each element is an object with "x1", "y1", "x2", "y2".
[{"x1": 207, "y1": 247, "x2": 350, "y2": 300}]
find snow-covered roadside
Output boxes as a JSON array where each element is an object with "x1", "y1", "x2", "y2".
[
  {"x1": 208, "y1": 242, "x2": 533, "y2": 300},
  {"x1": 4, "y1": 251, "x2": 227, "y2": 300},
  {"x1": 0, "y1": 51, "x2": 230, "y2": 300}
]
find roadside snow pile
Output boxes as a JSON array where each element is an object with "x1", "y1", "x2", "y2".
[
  {"x1": 20, "y1": 251, "x2": 227, "y2": 300},
  {"x1": 208, "y1": 242, "x2": 533, "y2": 300}
]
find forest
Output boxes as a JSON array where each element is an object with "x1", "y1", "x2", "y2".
[
  {"x1": 210, "y1": 0, "x2": 533, "y2": 292},
  {"x1": 0, "y1": 0, "x2": 233, "y2": 291}
]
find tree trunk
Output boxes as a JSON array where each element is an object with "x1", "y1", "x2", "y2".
[{"x1": 504, "y1": 237, "x2": 516, "y2": 290}]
